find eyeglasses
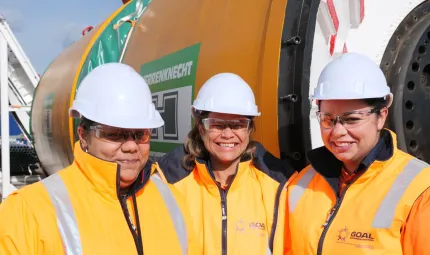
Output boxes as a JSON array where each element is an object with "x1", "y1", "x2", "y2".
[
  {"x1": 316, "y1": 108, "x2": 381, "y2": 129},
  {"x1": 201, "y1": 118, "x2": 251, "y2": 133},
  {"x1": 89, "y1": 125, "x2": 151, "y2": 144}
]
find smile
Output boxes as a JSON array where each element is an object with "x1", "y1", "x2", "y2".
[
  {"x1": 217, "y1": 143, "x2": 237, "y2": 148},
  {"x1": 333, "y1": 142, "x2": 353, "y2": 147}
]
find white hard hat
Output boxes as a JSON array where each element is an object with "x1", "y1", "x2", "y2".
[
  {"x1": 192, "y1": 73, "x2": 261, "y2": 117},
  {"x1": 311, "y1": 53, "x2": 393, "y2": 108},
  {"x1": 69, "y1": 63, "x2": 164, "y2": 129}
]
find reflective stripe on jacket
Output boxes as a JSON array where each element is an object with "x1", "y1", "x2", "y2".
[
  {"x1": 284, "y1": 130, "x2": 430, "y2": 254},
  {"x1": 154, "y1": 142, "x2": 295, "y2": 255},
  {"x1": 0, "y1": 141, "x2": 199, "y2": 255}
]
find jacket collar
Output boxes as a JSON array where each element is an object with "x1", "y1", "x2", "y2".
[
  {"x1": 73, "y1": 141, "x2": 151, "y2": 200},
  {"x1": 155, "y1": 142, "x2": 294, "y2": 185},
  {"x1": 306, "y1": 129, "x2": 395, "y2": 194},
  {"x1": 195, "y1": 157, "x2": 252, "y2": 196}
]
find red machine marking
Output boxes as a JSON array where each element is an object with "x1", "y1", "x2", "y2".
[
  {"x1": 327, "y1": 0, "x2": 339, "y2": 55},
  {"x1": 326, "y1": 0, "x2": 365, "y2": 55}
]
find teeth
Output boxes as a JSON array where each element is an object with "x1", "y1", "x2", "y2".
[
  {"x1": 219, "y1": 143, "x2": 235, "y2": 148},
  {"x1": 335, "y1": 142, "x2": 351, "y2": 147}
]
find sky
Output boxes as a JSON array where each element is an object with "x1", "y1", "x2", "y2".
[{"x1": 0, "y1": 0, "x2": 123, "y2": 74}]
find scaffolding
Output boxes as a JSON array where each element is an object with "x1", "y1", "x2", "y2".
[{"x1": 0, "y1": 15, "x2": 40, "y2": 200}]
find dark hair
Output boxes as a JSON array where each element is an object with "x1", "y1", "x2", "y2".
[
  {"x1": 318, "y1": 97, "x2": 389, "y2": 115},
  {"x1": 362, "y1": 98, "x2": 388, "y2": 115},
  {"x1": 79, "y1": 117, "x2": 95, "y2": 131},
  {"x1": 182, "y1": 111, "x2": 257, "y2": 171}
]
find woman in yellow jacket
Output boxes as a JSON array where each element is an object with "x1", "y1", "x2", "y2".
[
  {"x1": 283, "y1": 53, "x2": 430, "y2": 254},
  {"x1": 153, "y1": 73, "x2": 295, "y2": 255},
  {"x1": 0, "y1": 63, "x2": 199, "y2": 255}
]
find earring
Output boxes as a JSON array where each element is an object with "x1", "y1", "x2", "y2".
[{"x1": 80, "y1": 141, "x2": 88, "y2": 153}]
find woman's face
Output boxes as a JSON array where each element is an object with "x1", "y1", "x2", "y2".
[
  {"x1": 319, "y1": 99, "x2": 388, "y2": 169},
  {"x1": 78, "y1": 124, "x2": 151, "y2": 188},
  {"x1": 199, "y1": 112, "x2": 252, "y2": 165}
]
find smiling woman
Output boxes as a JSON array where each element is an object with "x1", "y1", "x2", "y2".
[
  {"x1": 317, "y1": 99, "x2": 388, "y2": 173},
  {"x1": 0, "y1": 63, "x2": 201, "y2": 255},
  {"x1": 77, "y1": 117, "x2": 152, "y2": 189},
  {"x1": 283, "y1": 53, "x2": 430, "y2": 255},
  {"x1": 154, "y1": 72, "x2": 295, "y2": 255}
]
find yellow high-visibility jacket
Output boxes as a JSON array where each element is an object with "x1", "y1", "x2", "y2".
[
  {"x1": 154, "y1": 142, "x2": 295, "y2": 255},
  {"x1": 0, "y1": 142, "x2": 200, "y2": 255},
  {"x1": 284, "y1": 130, "x2": 430, "y2": 254}
]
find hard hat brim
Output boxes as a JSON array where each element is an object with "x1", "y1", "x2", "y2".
[
  {"x1": 69, "y1": 108, "x2": 165, "y2": 129},
  {"x1": 191, "y1": 106, "x2": 261, "y2": 117},
  {"x1": 312, "y1": 92, "x2": 394, "y2": 108}
]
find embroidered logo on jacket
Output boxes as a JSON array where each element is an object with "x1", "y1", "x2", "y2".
[
  {"x1": 337, "y1": 227, "x2": 349, "y2": 242},
  {"x1": 336, "y1": 227, "x2": 374, "y2": 249},
  {"x1": 350, "y1": 231, "x2": 374, "y2": 241},
  {"x1": 249, "y1": 222, "x2": 266, "y2": 231},
  {"x1": 235, "y1": 219, "x2": 266, "y2": 237}
]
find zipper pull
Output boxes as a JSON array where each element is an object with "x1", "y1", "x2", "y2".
[
  {"x1": 221, "y1": 203, "x2": 227, "y2": 220},
  {"x1": 323, "y1": 201, "x2": 339, "y2": 227},
  {"x1": 221, "y1": 192, "x2": 227, "y2": 221},
  {"x1": 323, "y1": 208, "x2": 335, "y2": 227},
  {"x1": 129, "y1": 215, "x2": 137, "y2": 231}
]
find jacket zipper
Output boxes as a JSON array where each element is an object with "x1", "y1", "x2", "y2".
[
  {"x1": 215, "y1": 177, "x2": 235, "y2": 255},
  {"x1": 220, "y1": 188, "x2": 228, "y2": 255},
  {"x1": 120, "y1": 195, "x2": 144, "y2": 255},
  {"x1": 268, "y1": 180, "x2": 288, "y2": 251},
  {"x1": 115, "y1": 164, "x2": 147, "y2": 255},
  {"x1": 316, "y1": 182, "x2": 352, "y2": 255},
  {"x1": 207, "y1": 164, "x2": 238, "y2": 255}
]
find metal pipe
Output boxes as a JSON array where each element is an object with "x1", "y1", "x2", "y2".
[{"x1": 0, "y1": 32, "x2": 10, "y2": 200}]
